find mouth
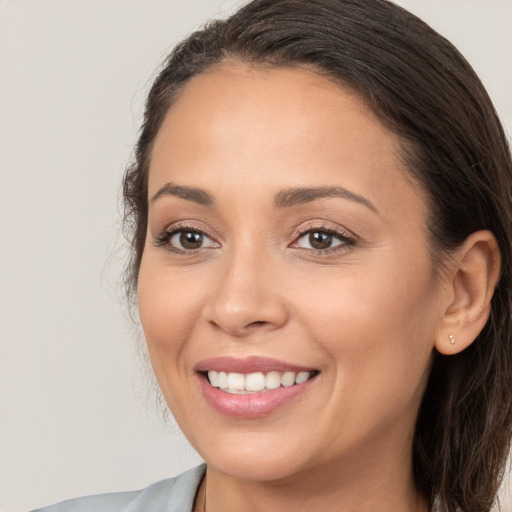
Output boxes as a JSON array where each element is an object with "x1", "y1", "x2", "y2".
[
  {"x1": 195, "y1": 357, "x2": 319, "y2": 418},
  {"x1": 204, "y1": 369, "x2": 317, "y2": 394}
]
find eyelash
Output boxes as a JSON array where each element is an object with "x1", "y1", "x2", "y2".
[
  {"x1": 153, "y1": 223, "x2": 218, "y2": 254},
  {"x1": 290, "y1": 223, "x2": 357, "y2": 255},
  {"x1": 153, "y1": 223, "x2": 356, "y2": 255}
]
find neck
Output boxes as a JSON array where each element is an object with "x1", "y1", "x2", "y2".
[{"x1": 195, "y1": 444, "x2": 429, "y2": 512}]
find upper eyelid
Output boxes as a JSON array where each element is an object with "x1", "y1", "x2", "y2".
[
  {"x1": 163, "y1": 221, "x2": 219, "y2": 240},
  {"x1": 291, "y1": 222, "x2": 356, "y2": 240}
]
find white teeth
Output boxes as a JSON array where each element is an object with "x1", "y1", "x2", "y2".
[
  {"x1": 265, "y1": 371, "x2": 281, "y2": 390},
  {"x1": 208, "y1": 371, "x2": 219, "y2": 387},
  {"x1": 207, "y1": 370, "x2": 315, "y2": 393},
  {"x1": 281, "y1": 371, "x2": 295, "y2": 387},
  {"x1": 218, "y1": 371, "x2": 228, "y2": 389},
  {"x1": 245, "y1": 372, "x2": 266, "y2": 392},
  {"x1": 295, "y1": 371, "x2": 310, "y2": 384},
  {"x1": 227, "y1": 372, "x2": 245, "y2": 391}
]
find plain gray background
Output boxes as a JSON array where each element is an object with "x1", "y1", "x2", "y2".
[{"x1": 1, "y1": 1, "x2": 511, "y2": 511}]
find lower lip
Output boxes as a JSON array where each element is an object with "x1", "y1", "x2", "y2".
[{"x1": 197, "y1": 374, "x2": 316, "y2": 418}]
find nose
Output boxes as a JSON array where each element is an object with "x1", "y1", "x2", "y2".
[{"x1": 203, "y1": 247, "x2": 289, "y2": 338}]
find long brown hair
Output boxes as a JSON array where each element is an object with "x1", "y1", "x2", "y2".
[{"x1": 122, "y1": 1, "x2": 512, "y2": 510}]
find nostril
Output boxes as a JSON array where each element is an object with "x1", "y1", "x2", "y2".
[
  {"x1": 247, "y1": 321, "x2": 268, "y2": 328},
  {"x1": 204, "y1": 294, "x2": 289, "y2": 336}
]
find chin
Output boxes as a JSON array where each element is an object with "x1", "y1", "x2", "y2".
[
  {"x1": 208, "y1": 453, "x2": 305, "y2": 483},
  {"x1": 194, "y1": 432, "x2": 313, "y2": 483}
]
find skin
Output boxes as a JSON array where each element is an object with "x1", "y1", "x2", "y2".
[{"x1": 137, "y1": 63, "x2": 471, "y2": 512}]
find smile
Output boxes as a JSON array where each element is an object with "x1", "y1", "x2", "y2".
[
  {"x1": 195, "y1": 357, "x2": 319, "y2": 418},
  {"x1": 207, "y1": 370, "x2": 314, "y2": 394}
]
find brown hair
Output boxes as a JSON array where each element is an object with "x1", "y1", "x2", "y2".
[{"x1": 122, "y1": 1, "x2": 512, "y2": 510}]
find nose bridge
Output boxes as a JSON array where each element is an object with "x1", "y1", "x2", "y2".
[{"x1": 205, "y1": 236, "x2": 288, "y2": 336}]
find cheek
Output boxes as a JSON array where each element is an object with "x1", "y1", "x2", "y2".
[
  {"x1": 293, "y1": 254, "x2": 438, "y2": 406},
  {"x1": 137, "y1": 260, "x2": 212, "y2": 431},
  {"x1": 297, "y1": 256, "x2": 437, "y2": 344},
  {"x1": 137, "y1": 258, "x2": 206, "y2": 375}
]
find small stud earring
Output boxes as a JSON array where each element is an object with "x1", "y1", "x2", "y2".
[{"x1": 449, "y1": 334, "x2": 455, "y2": 345}]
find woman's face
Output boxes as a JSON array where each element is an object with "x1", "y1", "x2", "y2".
[{"x1": 138, "y1": 64, "x2": 450, "y2": 482}]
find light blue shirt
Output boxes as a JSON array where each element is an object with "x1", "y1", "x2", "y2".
[{"x1": 30, "y1": 465, "x2": 206, "y2": 512}]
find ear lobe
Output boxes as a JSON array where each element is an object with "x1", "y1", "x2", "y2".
[{"x1": 434, "y1": 230, "x2": 501, "y2": 356}]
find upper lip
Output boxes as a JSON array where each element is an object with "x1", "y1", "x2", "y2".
[{"x1": 195, "y1": 356, "x2": 316, "y2": 374}]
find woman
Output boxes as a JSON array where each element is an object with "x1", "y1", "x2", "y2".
[{"x1": 32, "y1": 0, "x2": 512, "y2": 511}]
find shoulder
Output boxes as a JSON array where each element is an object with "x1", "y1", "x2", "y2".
[{"x1": 29, "y1": 464, "x2": 206, "y2": 512}]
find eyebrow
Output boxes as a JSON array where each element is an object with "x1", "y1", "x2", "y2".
[
  {"x1": 150, "y1": 183, "x2": 214, "y2": 206},
  {"x1": 150, "y1": 182, "x2": 377, "y2": 213},
  {"x1": 274, "y1": 186, "x2": 378, "y2": 213}
]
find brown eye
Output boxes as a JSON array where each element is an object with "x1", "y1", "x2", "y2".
[
  {"x1": 168, "y1": 230, "x2": 217, "y2": 251},
  {"x1": 293, "y1": 228, "x2": 352, "y2": 252},
  {"x1": 309, "y1": 231, "x2": 333, "y2": 250},
  {"x1": 180, "y1": 231, "x2": 203, "y2": 249}
]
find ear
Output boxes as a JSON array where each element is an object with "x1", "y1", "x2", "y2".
[{"x1": 434, "y1": 230, "x2": 501, "y2": 355}]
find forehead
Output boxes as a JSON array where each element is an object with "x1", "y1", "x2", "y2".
[
  {"x1": 153, "y1": 63, "x2": 395, "y2": 167},
  {"x1": 149, "y1": 63, "x2": 426, "y2": 223}
]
